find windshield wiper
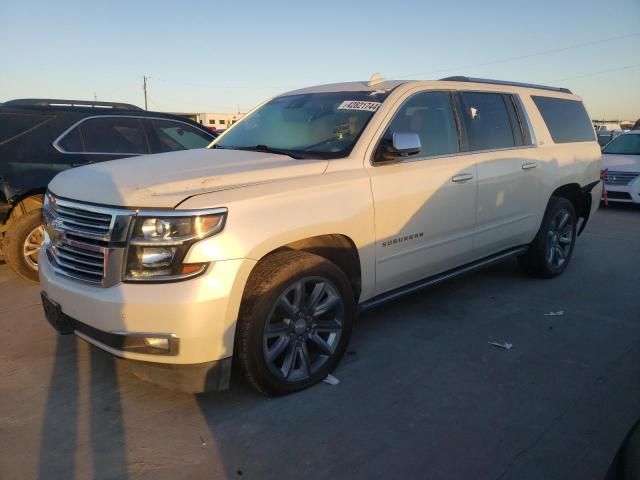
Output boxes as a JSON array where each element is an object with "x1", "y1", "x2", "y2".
[{"x1": 233, "y1": 145, "x2": 305, "y2": 160}]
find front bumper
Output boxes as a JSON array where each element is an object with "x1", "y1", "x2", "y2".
[
  {"x1": 39, "y1": 251, "x2": 256, "y2": 366},
  {"x1": 604, "y1": 183, "x2": 640, "y2": 204}
]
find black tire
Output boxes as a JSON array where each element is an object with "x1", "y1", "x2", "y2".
[
  {"x1": 5, "y1": 209, "x2": 44, "y2": 283},
  {"x1": 235, "y1": 250, "x2": 354, "y2": 396},
  {"x1": 518, "y1": 196, "x2": 577, "y2": 278},
  {"x1": 620, "y1": 421, "x2": 640, "y2": 480}
]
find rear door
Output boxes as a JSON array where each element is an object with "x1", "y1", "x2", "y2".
[
  {"x1": 0, "y1": 110, "x2": 62, "y2": 195},
  {"x1": 54, "y1": 115, "x2": 150, "y2": 166},
  {"x1": 455, "y1": 91, "x2": 539, "y2": 258}
]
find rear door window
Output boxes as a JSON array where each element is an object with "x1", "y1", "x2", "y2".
[
  {"x1": 57, "y1": 117, "x2": 150, "y2": 154},
  {"x1": 57, "y1": 127, "x2": 83, "y2": 152},
  {"x1": 149, "y1": 119, "x2": 213, "y2": 152},
  {"x1": 458, "y1": 92, "x2": 519, "y2": 151},
  {"x1": 0, "y1": 113, "x2": 54, "y2": 144},
  {"x1": 532, "y1": 96, "x2": 595, "y2": 143},
  {"x1": 80, "y1": 117, "x2": 149, "y2": 154}
]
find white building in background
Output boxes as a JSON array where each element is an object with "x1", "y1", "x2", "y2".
[
  {"x1": 196, "y1": 112, "x2": 245, "y2": 130},
  {"x1": 173, "y1": 112, "x2": 245, "y2": 130}
]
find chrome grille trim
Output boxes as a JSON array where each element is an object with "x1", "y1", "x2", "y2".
[
  {"x1": 55, "y1": 249, "x2": 104, "y2": 268},
  {"x1": 46, "y1": 235, "x2": 107, "y2": 285},
  {"x1": 48, "y1": 197, "x2": 115, "y2": 241},
  {"x1": 602, "y1": 171, "x2": 639, "y2": 186},
  {"x1": 46, "y1": 248, "x2": 104, "y2": 285},
  {"x1": 44, "y1": 193, "x2": 135, "y2": 287},
  {"x1": 53, "y1": 254, "x2": 103, "y2": 276}
]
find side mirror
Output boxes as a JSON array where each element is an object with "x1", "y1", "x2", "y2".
[{"x1": 377, "y1": 132, "x2": 422, "y2": 163}]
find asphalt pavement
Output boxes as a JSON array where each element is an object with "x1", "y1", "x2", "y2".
[{"x1": 1, "y1": 204, "x2": 639, "y2": 480}]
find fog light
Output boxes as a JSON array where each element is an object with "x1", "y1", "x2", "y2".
[{"x1": 143, "y1": 337, "x2": 170, "y2": 350}]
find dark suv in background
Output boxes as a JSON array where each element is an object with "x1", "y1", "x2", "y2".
[{"x1": 0, "y1": 99, "x2": 216, "y2": 281}]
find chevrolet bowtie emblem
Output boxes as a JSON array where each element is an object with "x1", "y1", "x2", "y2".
[{"x1": 45, "y1": 219, "x2": 64, "y2": 244}]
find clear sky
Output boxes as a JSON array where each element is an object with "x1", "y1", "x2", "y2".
[{"x1": 1, "y1": 0, "x2": 639, "y2": 120}]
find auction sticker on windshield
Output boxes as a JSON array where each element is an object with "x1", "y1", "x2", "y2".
[{"x1": 337, "y1": 101, "x2": 382, "y2": 112}]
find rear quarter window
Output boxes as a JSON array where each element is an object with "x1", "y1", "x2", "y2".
[
  {"x1": 532, "y1": 96, "x2": 595, "y2": 144},
  {"x1": 0, "y1": 112, "x2": 54, "y2": 145}
]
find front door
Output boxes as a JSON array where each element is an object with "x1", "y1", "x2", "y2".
[{"x1": 367, "y1": 91, "x2": 478, "y2": 296}]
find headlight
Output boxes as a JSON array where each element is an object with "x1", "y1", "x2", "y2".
[{"x1": 124, "y1": 210, "x2": 226, "y2": 282}]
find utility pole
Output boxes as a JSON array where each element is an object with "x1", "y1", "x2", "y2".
[
  {"x1": 94, "y1": 92, "x2": 97, "y2": 102},
  {"x1": 143, "y1": 75, "x2": 148, "y2": 111}
]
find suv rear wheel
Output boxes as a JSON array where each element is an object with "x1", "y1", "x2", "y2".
[
  {"x1": 236, "y1": 250, "x2": 354, "y2": 396},
  {"x1": 5, "y1": 209, "x2": 44, "y2": 282},
  {"x1": 518, "y1": 196, "x2": 577, "y2": 278}
]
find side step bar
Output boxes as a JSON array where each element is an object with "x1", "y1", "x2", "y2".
[{"x1": 358, "y1": 245, "x2": 529, "y2": 312}]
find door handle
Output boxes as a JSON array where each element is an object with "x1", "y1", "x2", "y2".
[
  {"x1": 522, "y1": 162, "x2": 537, "y2": 170},
  {"x1": 452, "y1": 173, "x2": 474, "y2": 183}
]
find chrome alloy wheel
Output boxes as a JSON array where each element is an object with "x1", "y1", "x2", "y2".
[
  {"x1": 263, "y1": 276, "x2": 344, "y2": 382},
  {"x1": 546, "y1": 209, "x2": 573, "y2": 268},
  {"x1": 23, "y1": 225, "x2": 45, "y2": 271}
]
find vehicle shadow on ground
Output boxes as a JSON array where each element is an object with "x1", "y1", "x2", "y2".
[{"x1": 37, "y1": 335, "x2": 128, "y2": 480}]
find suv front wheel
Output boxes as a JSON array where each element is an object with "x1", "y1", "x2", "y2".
[
  {"x1": 5, "y1": 209, "x2": 44, "y2": 282},
  {"x1": 236, "y1": 250, "x2": 354, "y2": 396}
]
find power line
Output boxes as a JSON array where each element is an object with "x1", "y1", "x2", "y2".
[
  {"x1": 547, "y1": 64, "x2": 640, "y2": 82},
  {"x1": 397, "y1": 32, "x2": 640, "y2": 78},
  {"x1": 153, "y1": 77, "x2": 297, "y2": 91}
]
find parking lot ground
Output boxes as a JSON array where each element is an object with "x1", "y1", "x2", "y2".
[{"x1": 1, "y1": 205, "x2": 639, "y2": 480}]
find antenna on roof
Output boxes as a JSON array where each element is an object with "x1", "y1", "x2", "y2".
[{"x1": 368, "y1": 72, "x2": 386, "y2": 87}]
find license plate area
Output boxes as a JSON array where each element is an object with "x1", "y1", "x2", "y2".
[{"x1": 41, "y1": 292, "x2": 74, "y2": 334}]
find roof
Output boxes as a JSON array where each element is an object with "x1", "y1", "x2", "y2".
[
  {"x1": 2, "y1": 98, "x2": 142, "y2": 111},
  {"x1": 280, "y1": 76, "x2": 573, "y2": 97},
  {"x1": 440, "y1": 76, "x2": 572, "y2": 94},
  {"x1": 281, "y1": 80, "x2": 411, "y2": 96}
]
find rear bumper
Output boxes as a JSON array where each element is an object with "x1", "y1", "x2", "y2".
[
  {"x1": 588, "y1": 181, "x2": 604, "y2": 213},
  {"x1": 577, "y1": 180, "x2": 603, "y2": 235}
]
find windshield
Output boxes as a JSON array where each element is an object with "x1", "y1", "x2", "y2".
[
  {"x1": 212, "y1": 91, "x2": 388, "y2": 159},
  {"x1": 602, "y1": 133, "x2": 640, "y2": 155}
]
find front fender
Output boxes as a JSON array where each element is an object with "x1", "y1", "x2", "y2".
[{"x1": 178, "y1": 169, "x2": 377, "y2": 299}]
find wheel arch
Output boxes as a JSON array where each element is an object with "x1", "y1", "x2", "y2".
[
  {"x1": 551, "y1": 183, "x2": 583, "y2": 217},
  {"x1": 251, "y1": 234, "x2": 362, "y2": 303},
  {"x1": 6, "y1": 189, "x2": 45, "y2": 223},
  {"x1": 550, "y1": 182, "x2": 596, "y2": 236},
  {"x1": 1, "y1": 189, "x2": 45, "y2": 238}
]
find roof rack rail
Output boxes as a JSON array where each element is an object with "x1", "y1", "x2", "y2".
[
  {"x1": 440, "y1": 76, "x2": 572, "y2": 94},
  {"x1": 3, "y1": 98, "x2": 143, "y2": 110}
]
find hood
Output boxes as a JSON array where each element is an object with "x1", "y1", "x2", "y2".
[
  {"x1": 601, "y1": 153, "x2": 640, "y2": 173},
  {"x1": 48, "y1": 149, "x2": 328, "y2": 208}
]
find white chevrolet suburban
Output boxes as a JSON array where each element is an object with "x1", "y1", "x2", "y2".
[{"x1": 40, "y1": 76, "x2": 602, "y2": 395}]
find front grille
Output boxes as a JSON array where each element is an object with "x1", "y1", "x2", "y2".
[
  {"x1": 47, "y1": 239, "x2": 105, "y2": 284},
  {"x1": 602, "y1": 171, "x2": 639, "y2": 186},
  {"x1": 44, "y1": 193, "x2": 131, "y2": 287},
  {"x1": 49, "y1": 201, "x2": 113, "y2": 240}
]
